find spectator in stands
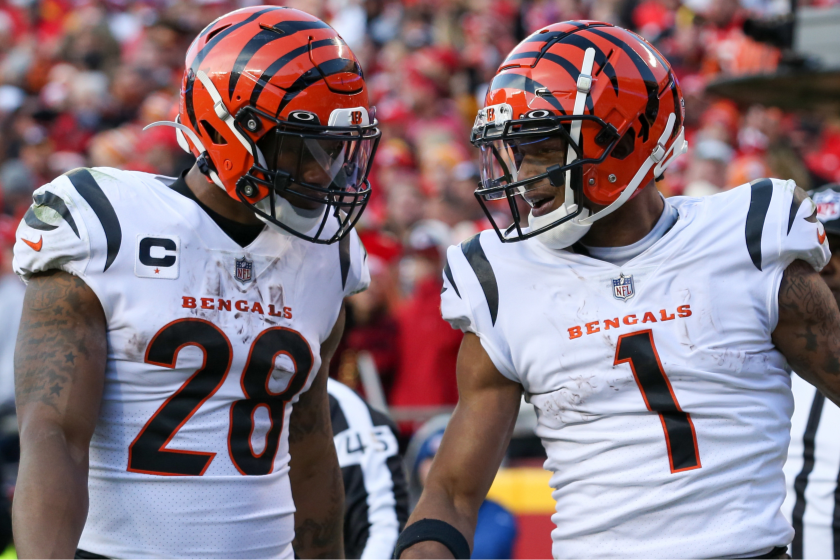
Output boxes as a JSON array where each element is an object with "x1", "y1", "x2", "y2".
[{"x1": 390, "y1": 221, "x2": 463, "y2": 430}]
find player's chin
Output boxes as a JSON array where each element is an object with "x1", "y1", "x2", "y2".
[{"x1": 280, "y1": 189, "x2": 328, "y2": 211}]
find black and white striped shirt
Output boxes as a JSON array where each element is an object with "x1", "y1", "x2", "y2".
[
  {"x1": 328, "y1": 379, "x2": 408, "y2": 559},
  {"x1": 783, "y1": 373, "x2": 840, "y2": 558}
]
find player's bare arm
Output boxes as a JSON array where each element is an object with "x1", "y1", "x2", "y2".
[
  {"x1": 290, "y1": 307, "x2": 347, "y2": 559},
  {"x1": 398, "y1": 333, "x2": 522, "y2": 559},
  {"x1": 774, "y1": 259, "x2": 840, "y2": 403},
  {"x1": 13, "y1": 270, "x2": 106, "y2": 559}
]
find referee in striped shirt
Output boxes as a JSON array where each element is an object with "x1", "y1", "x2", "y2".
[
  {"x1": 783, "y1": 183, "x2": 840, "y2": 559},
  {"x1": 328, "y1": 379, "x2": 408, "y2": 559}
]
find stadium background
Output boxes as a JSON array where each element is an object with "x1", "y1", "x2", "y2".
[{"x1": 0, "y1": 0, "x2": 838, "y2": 557}]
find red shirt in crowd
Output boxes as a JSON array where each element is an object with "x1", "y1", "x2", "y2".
[{"x1": 391, "y1": 275, "x2": 463, "y2": 410}]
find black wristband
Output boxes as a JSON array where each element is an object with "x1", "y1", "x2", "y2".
[{"x1": 393, "y1": 518, "x2": 470, "y2": 559}]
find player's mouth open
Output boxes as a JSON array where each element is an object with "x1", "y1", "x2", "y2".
[{"x1": 526, "y1": 193, "x2": 558, "y2": 217}]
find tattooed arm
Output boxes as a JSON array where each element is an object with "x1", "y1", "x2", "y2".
[
  {"x1": 289, "y1": 306, "x2": 346, "y2": 559},
  {"x1": 13, "y1": 270, "x2": 107, "y2": 558},
  {"x1": 773, "y1": 259, "x2": 840, "y2": 404}
]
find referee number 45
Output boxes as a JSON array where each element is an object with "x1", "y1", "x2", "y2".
[{"x1": 334, "y1": 426, "x2": 399, "y2": 466}]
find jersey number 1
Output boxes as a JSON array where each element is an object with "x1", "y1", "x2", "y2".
[
  {"x1": 127, "y1": 318, "x2": 313, "y2": 477},
  {"x1": 614, "y1": 330, "x2": 701, "y2": 473}
]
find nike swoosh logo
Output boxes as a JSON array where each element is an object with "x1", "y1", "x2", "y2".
[
  {"x1": 818, "y1": 228, "x2": 827, "y2": 245},
  {"x1": 22, "y1": 236, "x2": 43, "y2": 252}
]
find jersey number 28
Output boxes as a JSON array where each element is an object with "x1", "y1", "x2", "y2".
[
  {"x1": 127, "y1": 318, "x2": 313, "y2": 477},
  {"x1": 615, "y1": 329, "x2": 701, "y2": 473}
]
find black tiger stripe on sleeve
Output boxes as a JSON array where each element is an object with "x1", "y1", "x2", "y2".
[
  {"x1": 745, "y1": 178, "x2": 773, "y2": 271},
  {"x1": 65, "y1": 168, "x2": 122, "y2": 272},
  {"x1": 443, "y1": 259, "x2": 460, "y2": 299},
  {"x1": 461, "y1": 234, "x2": 500, "y2": 325},
  {"x1": 338, "y1": 231, "x2": 352, "y2": 290},
  {"x1": 788, "y1": 187, "x2": 808, "y2": 235},
  {"x1": 25, "y1": 191, "x2": 80, "y2": 237}
]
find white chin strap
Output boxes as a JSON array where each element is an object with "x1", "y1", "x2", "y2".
[
  {"x1": 530, "y1": 48, "x2": 595, "y2": 250},
  {"x1": 531, "y1": 45, "x2": 688, "y2": 249},
  {"x1": 578, "y1": 112, "x2": 685, "y2": 226},
  {"x1": 194, "y1": 70, "x2": 267, "y2": 168},
  {"x1": 255, "y1": 194, "x2": 326, "y2": 235}
]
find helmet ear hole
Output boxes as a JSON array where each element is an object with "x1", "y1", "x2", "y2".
[
  {"x1": 200, "y1": 120, "x2": 228, "y2": 145},
  {"x1": 610, "y1": 127, "x2": 636, "y2": 160}
]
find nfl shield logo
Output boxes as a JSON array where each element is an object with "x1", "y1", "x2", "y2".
[
  {"x1": 235, "y1": 257, "x2": 253, "y2": 283},
  {"x1": 612, "y1": 273, "x2": 635, "y2": 301}
]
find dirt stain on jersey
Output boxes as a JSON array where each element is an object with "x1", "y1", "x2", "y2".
[{"x1": 125, "y1": 332, "x2": 148, "y2": 362}]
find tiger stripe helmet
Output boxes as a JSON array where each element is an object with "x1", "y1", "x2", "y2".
[
  {"x1": 147, "y1": 6, "x2": 380, "y2": 244},
  {"x1": 471, "y1": 21, "x2": 687, "y2": 246}
]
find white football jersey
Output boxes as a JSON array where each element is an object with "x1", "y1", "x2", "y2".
[
  {"x1": 441, "y1": 178, "x2": 830, "y2": 559},
  {"x1": 782, "y1": 373, "x2": 840, "y2": 558},
  {"x1": 14, "y1": 167, "x2": 369, "y2": 559}
]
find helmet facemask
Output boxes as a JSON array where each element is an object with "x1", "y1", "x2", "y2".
[
  {"x1": 472, "y1": 111, "x2": 621, "y2": 244},
  {"x1": 235, "y1": 106, "x2": 381, "y2": 244}
]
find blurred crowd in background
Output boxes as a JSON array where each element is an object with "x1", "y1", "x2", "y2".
[{"x1": 2, "y1": 0, "x2": 840, "y2": 434}]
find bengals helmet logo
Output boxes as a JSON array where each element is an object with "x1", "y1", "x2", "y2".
[
  {"x1": 350, "y1": 111, "x2": 363, "y2": 125},
  {"x1": 486, "y1": 108, "x2": 496, "y2": 122}
]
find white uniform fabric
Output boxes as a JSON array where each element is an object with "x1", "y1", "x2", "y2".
[
  {"x1": 440, "y1": 178, "x2": 829, "y2": 559},
  {"x1": 782, "y1": 373, "x2": 840, "y2": 559},
  {"x1": 13, "y1": 167, "x2": 369, "y2": 559}
]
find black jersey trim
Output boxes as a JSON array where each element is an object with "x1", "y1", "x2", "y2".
[
  {"x1": 745, "y1": 178, "x2": 773, "y2": 271},
  {"x1": 791, "y1": 390, "x2": 826, "y2": 559},
  {"x1": 343, "y1": 463, "x2": 370, "y2": 558},
  {"x1": 168, "y1": 171, "x2": 264, "y2": 247},
  {"x1": 29, "y1": 191, "x2": 80, "y2": 237},
  {"x1": 329, "y1": 382, "x2": 407, "y2": 558},
  {"x1": 788, "y1": 186, "x2": 808, "y2": 235},
  {"x1": 339, "y1": 229, "x2": 352, "y2": 290},
  {"x1": 443, "y1": 259, "x2": 460, "y2": 298},
  {"x1": 65, "y1": 168, "x2": 121, "y2": 272},
  {"x1": 461, "y1": 234, "x2": 499, "y2": 325},
  {"x1": 329, "y1": 393, "x2": 349, "y2": 434}
]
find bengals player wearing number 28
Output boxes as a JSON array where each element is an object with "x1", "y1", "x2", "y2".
[
  {"x1": 12, "y1": 6, "x2": 379, "y2": 559},
  {"x1": 397, "y1": 21, "x2": 840, "y2": 560}
]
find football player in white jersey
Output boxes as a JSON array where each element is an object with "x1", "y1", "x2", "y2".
[
  {"x1": 396, "y1": 21, "x2": 840, "y2": 560},
  {"x1": 12, "y1": 7, "x2": 379, "y2": 559},
  {"x1": 782, "y1": 183, "x2": 840, "y2": 559}
]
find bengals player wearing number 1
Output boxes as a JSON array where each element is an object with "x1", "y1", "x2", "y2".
[
  {"x1": 396, "y1": 21, "x2": 840, "y2": 559},
  {"x1": 12, "y1": 7, "x2": 379, "y2": 559}
]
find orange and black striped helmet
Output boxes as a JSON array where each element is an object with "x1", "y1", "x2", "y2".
[
  {"x1": 471, "y1": 21, "x2": 687, "y2": 247},
  {"x1": 148, "y1": 6, "x2": 380, "y2": 244}
]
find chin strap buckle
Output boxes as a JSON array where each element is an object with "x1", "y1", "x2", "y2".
[
  {"x1": 650, "y1": 142, "x2": 666, "y2": 163},
  {"x1": 214, "y1": 100, "x2": 230, "y2": 120},
  {"x1": 576, "y1": 73, "x2": 592, "y2": 94}
]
